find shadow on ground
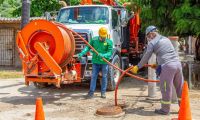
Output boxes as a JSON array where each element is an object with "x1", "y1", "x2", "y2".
[
  {"x1": 0, "y1": 76, "x2": 156, "y2": 108},
  {"x1": 0, "y1": 82, "x2": 90, "y2": 105}
]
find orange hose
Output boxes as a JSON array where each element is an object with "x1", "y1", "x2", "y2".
[
  {"x1": 72, "y1": 34, "x2": 159, "y2": 82},
  {"x1": 54, "y1": 22, "x2": 159, "y2": 83},
  {"x1": 56, "y1": 23, "x2": 160, "y2": 82},
  {"x1": 114, "y1": 65, "x2": 157, "y2": 106},
  {"x1": 54, "y1": 22, "x2": 159, "y2": 106},
  {"x1": 115, "y1": 66, "x2": 133, "y2": 106}
]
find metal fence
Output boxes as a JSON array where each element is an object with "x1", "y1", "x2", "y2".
[{"x1": 0, "y1": 28, "x2": 15, "y2": 66}]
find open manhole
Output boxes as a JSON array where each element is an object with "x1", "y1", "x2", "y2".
[{"x1": 96, "y1": 105, "x2": 125, "y2": 117}]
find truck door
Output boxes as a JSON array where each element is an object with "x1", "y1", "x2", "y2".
[{"x1": 120, "y1": 9, "x2": 129, "y2": 50}]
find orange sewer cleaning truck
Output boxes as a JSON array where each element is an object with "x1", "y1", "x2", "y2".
[{"x1": 16, "y1": 0, "x2": 144, "y2": 90}]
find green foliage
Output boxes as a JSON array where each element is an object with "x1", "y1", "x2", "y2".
[
  {"x1": 70, "y1": 0, "x2": 81, "y2": 5},
  {"x1": 172, "y1": 1, "x2": 200, "y2": 36},
  {"x1": 0, "y1": 0, "x2": 4, "y2": 4},
  {"x1": 128, "y1": 0, "x2": 200, "y2": 36},
  {"x1": 13, "y1": 0, "x2": 61, "y2": 17},
  {"x1": 0, "y1": 0, "x2": 21, "y2": 17},
  {"x1": 31, "y1": 0, "x2": 61, "y2": 17},
  {"x1": 1, "y1": 0, "x2": 200, "y2": 37}
]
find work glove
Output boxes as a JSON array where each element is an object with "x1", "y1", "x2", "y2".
[
  {"x1": 130, "y1": 65, "x2": 139, "y2": 74},
  {"x1": 151, "y1": 64, "x2": 157, "y2": 69}
]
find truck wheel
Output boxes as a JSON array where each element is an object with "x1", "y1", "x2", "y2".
[
  {"x1": 33, "y1": 82, "x2": 49, "y2": 88},
  {"x1": 107, "y1": 55, "x2": 121, "y2": 91}
]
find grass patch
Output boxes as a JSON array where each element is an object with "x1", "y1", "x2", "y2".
[{"x1": 0, "y1": 70, "x2": 23, "y2": 79}]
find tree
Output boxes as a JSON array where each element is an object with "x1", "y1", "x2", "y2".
[
  {"x1": 0, "y1": 0, "x2": 21, "y2": 17},
  {"x1": 172, "y1": 0, "x2": 200, "y2": 36},
  {"x1": 21, "y1": 0, "x2": 30, "y2": 29},
  {"x1": 70, "y1": 0, "x2": 81, "y2": 5},
  {"x1": 0, "y1": 0, "x2": 4, "y2": 4},
  {"x1": 127, "y1": 0, "x2": 200, "y2": 37},
  {"x1": 128, "y1": 0, "x2": 178, "y2": 35},
  {"x1": 13, "y1": 0, "x2": 61, "y2": 17},
  {"x1": 127, "y1": 0, "x2": 200, "y2": 60}
]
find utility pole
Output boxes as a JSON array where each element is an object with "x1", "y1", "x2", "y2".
[
  {"x1": 21, "y1": 0, "x2": 31, "y2": 29},
  {"x1": 148, "y1": 53, "x2": 157, "y2": 98},
  {"x1": 188, "y1": 36, "x2": 192, "y2": 55}
]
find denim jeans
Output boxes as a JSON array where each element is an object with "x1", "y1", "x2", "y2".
[{"x1": 89, "y1": 63, "x2": 108, "y2": 95}]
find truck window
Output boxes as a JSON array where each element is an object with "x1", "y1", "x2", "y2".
[
  {"x1": 57, "y1": 7, "x2": 109, "y2": 24},
  {"x1": 112, "y1": 9, "x2": 119, "y2": 29}
]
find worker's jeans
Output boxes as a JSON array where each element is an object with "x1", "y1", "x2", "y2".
[
  {"x1": 159, "y1": 61, "x2": 184, "y2": 113},
  {"x1": 89, "y1": 63, "x2": 108, "y2": 95}
]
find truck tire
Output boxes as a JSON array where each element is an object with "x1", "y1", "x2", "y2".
[{"x1": 107, "y1": 54, "x2": 121, "y2": 91}]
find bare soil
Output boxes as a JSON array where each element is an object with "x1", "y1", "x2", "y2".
[{"x1": 0, "y1": 77, "x2": 199, "y2": 120}]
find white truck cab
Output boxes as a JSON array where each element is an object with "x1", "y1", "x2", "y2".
[{"x1": 56, "y1": 5, "x2": 129, "y2": 90}]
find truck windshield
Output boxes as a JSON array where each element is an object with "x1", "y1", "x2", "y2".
[{"x1": 57, "y1": 7, "x2": 109, "y2": 24}]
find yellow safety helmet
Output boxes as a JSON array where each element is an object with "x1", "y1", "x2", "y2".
[{"x1": 99, "y1": 27, "x2": 108, "y2": 38}]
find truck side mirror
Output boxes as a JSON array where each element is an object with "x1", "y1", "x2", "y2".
[{"x1": 121, "y1": 18, "x2": 127, "y2": 26}]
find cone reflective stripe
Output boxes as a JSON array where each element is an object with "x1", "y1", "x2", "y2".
[
  {"x1": 178, "y1": 81, "x2": 192, "y2": 120},
  {"x1": 35, "y1": 97, "x2": 45, "y2": 120}
]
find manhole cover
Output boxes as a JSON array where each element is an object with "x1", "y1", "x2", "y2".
[{"x1": 96, "y1": 106, "x2": 124, "y2": 116}]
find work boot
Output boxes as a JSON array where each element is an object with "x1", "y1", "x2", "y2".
[
  {"x1": 101, "y1": 93, "x2": 106, "y2": 98},
  {"x1": 154, "y1": 109, "x2": 169, "y2": 115},
  {"x1": 85, "y1": 92, "x2": 94, "y2": 99}
]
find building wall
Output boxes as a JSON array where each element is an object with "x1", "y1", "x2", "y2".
[{"x1": 0, "y1": 23, "x2": 21, "y2": 68}]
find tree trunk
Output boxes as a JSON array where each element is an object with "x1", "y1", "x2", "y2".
[{"x1": 21, "y1": 0, "x2": 31, "y2": 29}]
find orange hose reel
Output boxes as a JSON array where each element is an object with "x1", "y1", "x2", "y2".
[{"x1": 16, "y1": 20, "x2": 76, "y2": 87}]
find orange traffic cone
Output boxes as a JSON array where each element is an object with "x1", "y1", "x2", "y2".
[
  {"x1": 172, "y1": 81, "x2": 192, "y2": 120},
  {"x1": 35, "y1": 97, "x2": 45, "y2": 120}
]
